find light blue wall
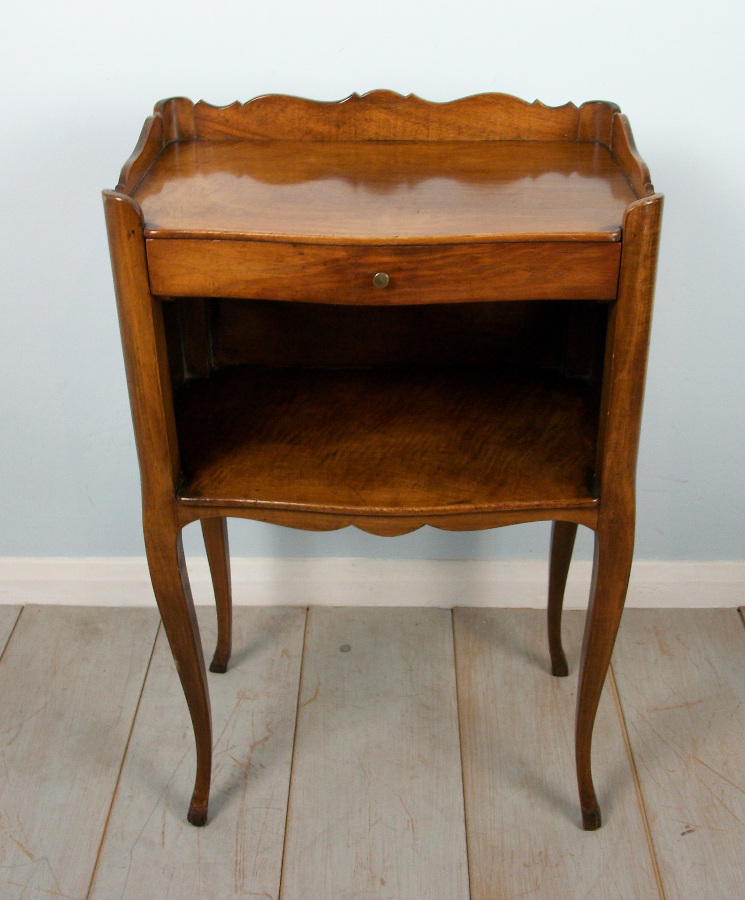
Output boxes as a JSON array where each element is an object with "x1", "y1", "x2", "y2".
[{"x1": 1, "y1": 0, "x2": 743, "y2": 561}]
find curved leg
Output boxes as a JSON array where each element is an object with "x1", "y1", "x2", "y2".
[
  {"x1": 575, "y1": 518, "x2": 634, "y2": 830},
  {"x1": 547, "y1": 521, "x2": 577, "y2": 677},
  {"x1": 145, "y1": 514, "x2": 212, "y2": 826},
  {"x1": 201, "y1": 517, "x2": 233, "y2": 673}
]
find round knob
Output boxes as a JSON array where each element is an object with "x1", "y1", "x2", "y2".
[{"x1": 373, "y1": 272, "x2": 390, "y2": 289}]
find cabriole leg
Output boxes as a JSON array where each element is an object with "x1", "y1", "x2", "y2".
[
  {"x1": 201, "y1": 517, "x2": 233, "y2": 673},
  {"x1": 575, "y1": 518, "x2": 633, "y2": 830},
  {"x1": 547, "y1": 520, "x2": 577, "y2": 677},
  {"x1": 145, "y1": 514, "x2": 212, "y2": 826}
]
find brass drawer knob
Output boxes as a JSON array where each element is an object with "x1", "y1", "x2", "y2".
[{"x1": 373, "y1": 272, "x2": 390, "y2": 289}]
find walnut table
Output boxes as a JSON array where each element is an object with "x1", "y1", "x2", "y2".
[{"x1": 103, "y1": 91, "x2": 663, "y2": 829}]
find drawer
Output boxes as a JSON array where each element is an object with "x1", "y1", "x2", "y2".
[{"x1": 146, "y1": 239, "x2": 621, "y2": 303}]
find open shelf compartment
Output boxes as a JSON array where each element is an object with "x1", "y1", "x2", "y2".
[{"x1": 174, "y1": 364, "x2": 599, "y2": 516}]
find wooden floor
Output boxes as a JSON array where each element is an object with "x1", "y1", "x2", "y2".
[{"x1": 1, "y1": 603, "x2": 744, "y2": 899}]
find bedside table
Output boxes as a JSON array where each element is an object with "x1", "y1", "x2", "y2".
[{"x1": 103, "y1": 91, "x2": 662, "y2": 829}]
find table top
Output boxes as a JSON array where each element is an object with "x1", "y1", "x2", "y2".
[{"x1": 133, "y1": 139, "x2": 638, "y2": 244}]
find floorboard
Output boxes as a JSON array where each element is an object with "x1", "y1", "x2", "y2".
[
  {"x1": 5, "y1": 604, "x2": 744, "y2": 898},
  {"x1": 89, "y1": 606, "x2": 306, "y2": 900},
  {"x1": 613, "y1": 609, "x2": 745, "y2": 900},
  {"x1": 280, "y1": 607, "x2": 469, "y2": 900},
  {"x1": 0, "y1": 605, "x2": 21, "y2": 655},
  {"x1": 454, "y1": 608, "x2": 660, "y2": 900},
  {"x1": 0, "y1": 605, "x2": 158, "y2": 900}
]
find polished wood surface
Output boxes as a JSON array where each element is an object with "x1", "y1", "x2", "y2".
[
  {"x1": 144, "y1": 518, "x2": 212, "y2": 826},
  {"x1": 104, "y1": 189, "x2": 212, "y2": 826},
  {"x1": 175, "y1": 366, "x2": 598, "y2": 516},
  {"x1": 146, "y1": 238, "x2": 622, "y2": 303},
  {"x1": 135, "y1": 140, "x2": 636, "y2": 243},
  {"x1": 611, "y1": 113, "x2": 654, "y2": 198},
  {"x1": 547, "y1": 520, "x2": 578, "y2": 677},
  {"x1": 575, "y1": 192, "x2": 663, "y2": 830},
  {"x1": 104, "y1": 92, "x2": 662, "y2": 831},
  {"x1": 147, "y1": 239, "x2": 621, "y2": 306},
  {"x1": 121, "y1": 90, "x2": 649, "y2": 194},
  {"x1": 189, "y1": 91, "x2": 602, "y2": 142},
  {"x1": 177, "y1": 504, "x2": 600, "y2": 539},
  {"x1": 200, "y1": 516, "x2": 232, "y2": 673}
]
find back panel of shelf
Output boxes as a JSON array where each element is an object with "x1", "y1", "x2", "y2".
[{"x1": 162, "y1": 297, "x2": 608, "y2": 384}]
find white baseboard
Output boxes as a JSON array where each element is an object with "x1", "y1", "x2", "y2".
[{"x1": 0, "y1": 557, "x2": 742, "y2": 608}]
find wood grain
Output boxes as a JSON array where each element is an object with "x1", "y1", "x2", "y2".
[
  {"x1": 135, "y1": 139, "x2": 636, "y2": 243},
  {"x1": 574, "y1": 514, "x2": 635, "y2": 829},
  {"x1": 201, "y1": 516, "x2": 232, "y2": 672},
  {"x1": 210, "y1": 298, "x2": 574, "y2": 371},
  {"x1": 577, "y1": 100, "x2": 618, "y2": 145},
  {"x1": 0, "y1": 605, "x2": 20, "y2": 656},
  {"x1": 191, "y1": 91, "x2": 588, "y2": 142},
  {"x1": 454, "y1": 608, "x2": 660, "y2": 899},
  {"x1": 147, "y1": 239, "x2": 621, "y2": 304},
  {"x1": 547, "y1": 520, "x2": 577, "y2": 676},
  {"x1": 103, "y1": 190, "x2": 180, "y2": 507},
  {"x1": 0, "y1": 606, "x2": 158, "y2": 900},
  {"x1": 175, "y1": 366, "x2": 600, "y2": 517},
  {"x1": 611, "y1": 114, "x2": 654, "y2": 197},
  {"x1": 178, "y1": 503, "x2": 599, "y2": 537},
  {"x1": 90, "y1": 606, "x2": 305, "y2": 900},
  {"x1": 105, "y1": 187, "x2": 214, "y2": 825},
  {"x1": 594, "y1": 194, "x2": 663, "y2": 508},
  {"x1": 117, "y1": 114, "x2": 164, "y2": 194},
  {"x1": 143, "y1": 518, "x2": 214, "y2": 827},
  {"x1": 280, "y1": 607, "x2": 469, "y2": 900},
  {"x1": 178, "y1": 297, "x2": 213, "y2": 378},
  {"x1": 572, "y1": 191, "x2": 662, "y2": 828},
  {"x1": 612, "y1": 609, "x2": 745, "y2": 900},
  {"x1": 154, "y1": 96, "x2": 196, "y2": 142}
]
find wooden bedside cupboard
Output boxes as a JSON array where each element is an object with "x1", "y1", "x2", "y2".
[{"x1": 103, "y1": 91, "x2": 663, "y2": 830}]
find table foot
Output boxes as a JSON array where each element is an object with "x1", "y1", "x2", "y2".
[
  {"x1": 187, "y1": 802, "x2": 208, "y2": 827},
  {"x1": 551, "y1": 658, "x2": 569, "y2": 677},
  {"x1": 581, "y1": 804, "x2": 602, "y2": 831}
]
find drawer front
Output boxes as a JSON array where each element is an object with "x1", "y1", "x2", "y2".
[{"x1": 146, "y1": 239, "x2": 621, "y2": 303}]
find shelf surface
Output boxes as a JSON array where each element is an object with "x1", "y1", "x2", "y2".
[
  {"x1": 134, "y1": 140, "x2": 637, "y2": 244},
  {"x1": 175, "y1": 366, "x2": 599, "y2": 516}
]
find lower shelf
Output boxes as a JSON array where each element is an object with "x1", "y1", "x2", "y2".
[{"x1": 175, "y1": 365, "x2": 599, "y2": 517}]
